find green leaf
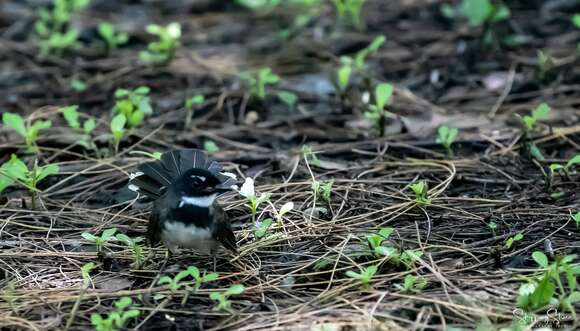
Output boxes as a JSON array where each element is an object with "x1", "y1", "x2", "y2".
[
  {"x1": 6, "y1": 154, "x2": 28, "y2": 181},
  {"x1": 532, "y1": 251, "x2": 548, "y2": 268},
  {"x1": 185, "y1": 95, "x2": 205, "y2": 109},
  {"x1": 461, "y1": 0, "x2": 493, "y2": 27},
  {"x1": 3, "y1": 113, "x2": 27, "y2": 137},
  {"x1": 37, "y1": 164, "x2": 59, "y2": 182},
  {"x1": 336, "y1": 65, "x2": 352, "y2": 92},
  {"x1": 111, "y1": 114, "x2": 126, "y2": 136},
  {"x1": 277, "y1": 91, "x2": 298, "y2": 106},
  {"x1": 115, "y1": 89, "x2": 130, "y2": 98},
  {"x1": 101, "y1": 228, "x2": 117, "y2": 241},
  {"x1": 202, "y1": 273, "x2": 219, "y2": 282},
  {"x1": 115, "y1": 233, "x2": 132, "y2": 246},
  {"x1": 255, "y1": 218, "x2": 273, "y2": 239},
  {"x1": 533, "y1": 103, "x2": 551, "y2": 120},
  {"x1": 375, "y1": 83, "x2": 393, "y2": 110},
  {"x1": 158, "y1": 276, "x2": 172, "y2": 285},
  {"x1": 528, "y1": 143, "x2": 545, "y2": 161},
  {"x1": 81, "y1": 232, "x2": 97, "y2": 241},
  {"x1": 209, "y1": 292, "x2": 223, "y2": 300},
  {"x1": 573, "y1": 14, "x2": 580, "y2": 28},
  {"x1": 225, "y1": 284, "x2": 245, "y2": 296},
  {"x1": 115, "y1": 297, "x2": 132, "y2": 310},
  {"x1": 374, "y1": 246, "x2": 397, "y2": 257},
  {"x1": 90, "y1": 313, "x2": 103, "y2": 325},
  {"x1": 83, "y1": 119, "x2": 96, "y2": 134},
  {"x1": 491, "y1": 4, "x2": 510, "y2": 22},
  {"x1": 346, "y1": 270, "x2": 361, "y2": 279},
  {"x1": 61, "y1": 106, "x2": 80, "y2": 129},
  {"x1": 379, "y1": 227, "x2": 394, "y2": 239},
  {"x1": 187, "y1": 266, "x2": 200, "y2": 279},
  {"x1": 203, "y1": 140, "x2": 220, "y2": 154},
  {"x1": 440, "y1": 3, "x2": 455, "y2": 19},
  {"x1": 174, "y1": 270, "x2": 191, "y2": 283},
  {"x1": 565, "y1": 155, "x2": 580, "y2": 169}
]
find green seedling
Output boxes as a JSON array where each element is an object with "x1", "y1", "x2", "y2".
[
  {"x1": 139, "y1": 22, "x2": 181, "y2": 65},
  {"x1": 504, "y1": 233, "x2": 523, "y2": 249},
  {"x1": 399, "y1": 249, "x2": 424, "y2": 268},
  {"x1": 517, "y1": 252, "x2": 580, "y2": 317},
  {"x1": 488, "y1": 221, "x2": 497, "y2": 237},
  {"x1": 61, "y1": 105, "x2": 97, "y2": 151},
  {"x1": 255, "y1": 218, "x2": 273, "y2": 239},
  {"x1": 536, "y1": 50, "x2": 555, "y2": 81},
  {"x1": 158, "y1": 269, "x2": 191, "y2": 292},
  {"x1": 335, "y1": 35, "x2": 385, "y2": 93},
  {"x1": 311, "y1": 180, "x2": 333, "y2": 203},
  {"x1": 366, "y1": 227, "x2": 396, "y2": 257},
  {"x1": 187, "y1": 266, "x2": 219, "y2": 292},
  {"x1": 275, "y1": 201, "x2": 294, "y2": 225},
  {"x1": 184, "y1": 94, "x2": 204, "y2": 129},
  {"x1": 3, "y1": 112, "x2": 51, "y2": 153},
  {"x1": 0, "y1": 154, "x2": 59, "y2": 196},
  {"x1": 301, "y1": 145, "x2": 321, "y2": 167},
  {"x1": 81, "y1": 228, "x2": 117, "y2": 255},
  {"x1": 572, "y1": 212, "x2": 580, "y2": 228},
  {"x1": 345, "y1": 264, "x2": 377, "y2": 288},
  {"x1": 409, "y1": 181, "x2": 431, "y2": 206},
  {"x1": 549, "y1": 154, "x2": 580, "y2": 179},
  {"x1": 203, "y1": 140, "x2": 220, "y2": 154},
  {"x1": 364, "y1": 82, "x2": 393, "y2": 136},
  {"x1": 110, "y1": 114, "x2": 126, "y2": 154},
  {"x1": 239, "y1": 177, "x2": 272, "y2": 222},
  {"x1": 70, "y1": 79, "x2": 87, "y2": 92},
  {"x1": 90, "y1": 297, "x2": 140, "y2": 331},
  {"x1": 98, "y1": 22, "x2": 129, "y2": 53},
  {"x1": 398, "y1": 274, "x2": 427, "y2": 293},
  {"x1": 436, "y1": 126, "x2": 458, "y2": 157},
  {"x1": 80, "y1": 262, "x2": 95, "y2": 287},
  {"x1": 332, "y1": 0, "x2": 367, "y2": 30},
  {"x1": 115, "y1": 234, "x2": 146, "y2": 269},
  {"x1": 112, "y1": 86, "x2": 153, "y2": 128},
  {"x1": 34, "y1": 0, "x2": 89, "y2": 57},
  {"x1": 277, "y1": 91, "x2": 298, "y2": 108},
  {"x1": 209, "y1": 284, "x2": 245, "y2": 312},
  {"x1": 462, "y1": 0, "x2": 511, "y2": 47},
  {"x1": 240, "y1": 67, "x2": 280, "y2": 100},
  {"x1": 521, "y1": 103, "x2": 550, "y2": 135}
]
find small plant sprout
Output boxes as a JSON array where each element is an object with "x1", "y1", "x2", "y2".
[
  {"x1": 2, "y1": 112, "x2": 52, "y2": 153},
  {"x1": 90, "y1": 297, "x2": 140, "y2": 331},
  {"x1": 574, "y1": 14, "x2": 580, "y2": 51},
  {"x1": 110, "y1": 114, "x2": 127, "y2": 154},
  {"x1": 203, "y1": 140, "x2": 220, "y2": 154},
  {"x1": 115, "y1": 234, "x2": 146, "y2": 269},
  {"x1": 345, "y1": 264, "x2": 378, "y2": 288},
  {"x1": 517, "y1": 252, "x2": 580, "y2": 316},
  {"x1": 240, "y1": 67, "x2": 280, "y2": 100},
  {"x1": 521, "y1": 102, "x2": 550, "y2": 136},
  {"x1": 139, "y1": 22, "x2": 181, "y2": 65},
  {"x1": 184, "y1": 94, "x2": 205, "y2": 129},
  {"x1": 187, "y1": 266, "x2": 219, "y2": 292},
  {"x1": 536, "y1": 50, "x2": 555, "y2": 81},
  {"x1": 549, "y1": 154, "x2": 580, "y2": 179},
  {"x1": 276, "y1": 201, "x2": 294, "y2": 225},
  {"x1": 276, "y1": 91, "x2": 298, "y2": 109},
  {"x1": 157, "y1": 269, "x2": 192, "y2": 292},
  {"x1": 409, "y1": 181, "x2": 431, "y2": 206},
  {"x1": 487, "y1": 221, "x2": 497, "y2": 236},
  {"x1": 81, "y1": 228, "x2": 118, "y2": 256},
  {"x1": 364, "y1": 82, "x2": 393, "y2": 136},
  {"x1": 209, "y1": 284, "x2": 245, "y2": 313},
  {"x1": 61, "y1": 105, "x2": 97, "y2": 151},
  {"x1": 0, "y1": 154, "x2": 59, "y2": 201},
  {"x1": 398, "y1": 274, "x2": 427, "y2": 293},
  {"x1": 332, "y1": 0, "x2": 367, "y2": 30},
  {"x1": 301, "y1": 145, "x2": 321, "y2": 167},
  {"x1": 335, "y1": 36, "x2": 385, "y2": 94},
  {"x1": 34, "y1": 0, "x2": 90, "y2": 57},
  {"x1": 255, "y1": 218, "x2": 273, "y2": 239},
  {"x1": 366, "y1": 227, "x2": 396, "y2": 257},
  {"x1": 70, "y1": 79, "x2": 87, "y2": 92},
  {"x1": 573, "y1": 212, "x2": 580, "y2": 228},
  {"x1": 312, "y1": 180, "x2": 333, "y2": 204},
  {"x1": 461, "y1": 0, "x2": 511, "y2": 46},
  {"x1": 436, "y1": 126, "x2": 459, "y2": 157},
  {"x1": 80, "y1": 262, "x2": 95, "y2": 287},
  {"x1": 504, "y1": 233, "x2": 523, "y2": 249},
  {"x1": 113, "y1": 86, "x2": 153, "y2": 128},
  {"x1": 98, "y1": 22, "x2": 129, "y2": 53},
  {"x1": 239, "y1": 177, "x2": 272, "y2": 222}
]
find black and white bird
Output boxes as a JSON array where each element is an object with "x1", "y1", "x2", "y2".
[{"x1": 128, "y1": 149, "x2": 238, "y2": 256}]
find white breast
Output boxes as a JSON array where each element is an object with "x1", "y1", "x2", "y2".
[{"x1": 161, "y1": 222, "x2": 217, "y2": 254}]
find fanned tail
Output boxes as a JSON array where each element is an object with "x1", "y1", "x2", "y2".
[{"x1": 128, "y1": 149, "x2": 236, "y2": 199}]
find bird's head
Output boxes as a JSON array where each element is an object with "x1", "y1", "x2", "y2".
[{"x1": 174, "y1": 168, "x2": 234, "y2": 198}]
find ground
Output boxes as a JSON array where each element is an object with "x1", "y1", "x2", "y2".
[{"x1": 1, "y1": 0, "x2": 580, "y2": 330}]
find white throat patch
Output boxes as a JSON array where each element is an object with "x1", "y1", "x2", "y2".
[{"x1": 179, "y1": 194, "x2": 217, "y2": 208}]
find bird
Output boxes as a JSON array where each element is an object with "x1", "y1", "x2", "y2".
[{"x1": 128, "y1": 149, "x2": 238, "y2": 257}]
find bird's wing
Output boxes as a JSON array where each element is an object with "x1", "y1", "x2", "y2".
[{"x1": 212, "y1": 204, "x2": 238, "y2": 253}]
